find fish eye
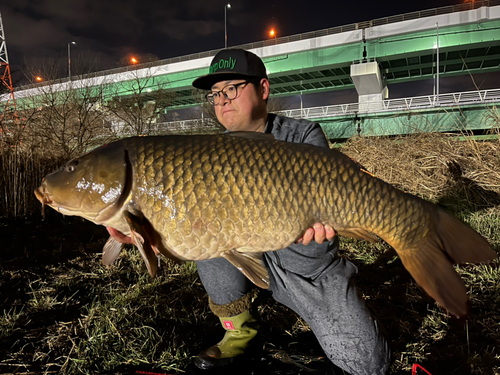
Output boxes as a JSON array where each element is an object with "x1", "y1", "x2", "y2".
[{"x1": 64, "y1": 160, "x2": 79, "y2": 173}]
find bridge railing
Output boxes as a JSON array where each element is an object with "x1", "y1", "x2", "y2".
[
  {"x1": 149, "y1": 89, "x2": 500, "y2": 133},
  {"x1": 16, "y1": 0, "x2": 500, "y2": 91},
  {"x1": 279, "y1": 88, "x2": 500, "y2": 118},
  {"x1": 113, "y1": 119, "x2": 222, "y2": 136}
]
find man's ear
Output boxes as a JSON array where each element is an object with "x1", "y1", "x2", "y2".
[{"x1": 260, "y1": 78, "x2": 270, "y2": 100}]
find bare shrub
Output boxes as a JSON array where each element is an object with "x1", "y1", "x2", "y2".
[{"x1": 104, "y1": 68, "x2": 176, "y2": 136}]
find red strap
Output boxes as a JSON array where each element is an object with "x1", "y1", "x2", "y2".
[{"x1": 412, "y1": 363, "x2": 432, "y2": 375}]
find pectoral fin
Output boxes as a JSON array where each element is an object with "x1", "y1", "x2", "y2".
[
  {"x1": 102, "y1": 236, "x2": 124, "y2": 266},
  {"x1": 123, "y1": 211, "x2": 160, "y2": 277},
  {"x1": 222, "y1": 250, "x2": 270, "y2": 289}
]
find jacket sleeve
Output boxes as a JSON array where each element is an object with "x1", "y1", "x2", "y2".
[
  {"x1": 301, "y1": 122, "x2": 330, "y2": 149},
  {"x1": 267, "y1": 114, "x2": 330, "y2": 149}
]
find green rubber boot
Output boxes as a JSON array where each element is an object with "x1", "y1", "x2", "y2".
[{"x1": 195, "y1": 295, "x2": 258, "y2": 369}]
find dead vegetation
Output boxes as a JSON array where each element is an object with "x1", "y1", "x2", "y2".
[
  {"x1": 341, "y1": 132, "x2": 500, "y2": 206},
  {"x1": 339, "y1": 130, "x2": 500, "y2": 375}
]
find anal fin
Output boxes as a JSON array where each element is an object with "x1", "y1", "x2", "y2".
[{"x1": 222, "y1": 250, "x2": 270, "y2": 289}]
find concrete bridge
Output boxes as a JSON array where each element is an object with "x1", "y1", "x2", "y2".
[{"x1": 5, "y1": 0, "x2": 500, "y2": 139}]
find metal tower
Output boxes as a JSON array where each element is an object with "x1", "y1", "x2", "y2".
[{"x1": 0, "y1": 11, "x2": 18, "y2": 125}]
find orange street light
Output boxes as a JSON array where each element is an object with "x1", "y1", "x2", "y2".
[
  {"x1": 131, "y1": 57, "x2": 138, "y2": 64},
  {"x1": 269, "y1": 29, "x2": 277, "y2": 39},
  {"x1": 35, "y1": 76, "x2": 43, "y2": 82}
]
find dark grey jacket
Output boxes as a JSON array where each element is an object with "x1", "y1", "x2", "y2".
[{"x1": 263, "y1": 113, "x2": 339, "y2": 280}]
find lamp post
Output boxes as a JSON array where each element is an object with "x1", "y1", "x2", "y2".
[
  {"x1": 224, "y1": 4, "x2": 231, "y2": 49},
  {"x1": 68, "y1": 41, "x2": 76, "y2": 81},
  {"x1": 436, "y1": 22, "x2": 439, "y2": 103}
]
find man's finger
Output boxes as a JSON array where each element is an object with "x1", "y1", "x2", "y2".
[
  {"x1": 325, "y1": 224, "x2": 336, "y2": 241},
  {"x1": 313, "y1": 223, "x2": 326, "y2": 244},
  {"x1": 298, "y1": 227, "x2": 315, "y2": 245}
]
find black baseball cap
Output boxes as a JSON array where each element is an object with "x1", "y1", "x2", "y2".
[{"x1": 192, "y1": 49, "x2": 268, "y2": 90}]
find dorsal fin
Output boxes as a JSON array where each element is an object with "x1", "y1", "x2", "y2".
[{"x1": 224, "y1": 132, "x2": 275, "y2": 141}]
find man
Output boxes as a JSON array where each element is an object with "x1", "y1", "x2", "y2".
[{"x1": 190, "y1": 49, "x2": 390, "y2": 375}]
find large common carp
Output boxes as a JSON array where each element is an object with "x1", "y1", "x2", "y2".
[{"x1": 35, "y1": 134, "x2": 497, "y2": 318}]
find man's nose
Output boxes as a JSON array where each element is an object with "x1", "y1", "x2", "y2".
[{"x1": 218, "y1": 93, "x2": 230, "y2": 105}]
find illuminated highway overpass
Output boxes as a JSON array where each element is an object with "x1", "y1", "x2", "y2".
[
  {"x1": 3, "y1": 0, "x2": 500, "y2": 139},
  {"x1": 9, "y1": 1, "x2": 500, "y2": 107}
]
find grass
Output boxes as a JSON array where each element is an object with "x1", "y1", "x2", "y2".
[
  {"x1": 0, "y1": 220, "x2": 211, "y2": 374},
  {"x1": 0, "y1": 133, "x2": 500, "y2": 374}
]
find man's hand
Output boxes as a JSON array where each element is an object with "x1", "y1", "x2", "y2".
[
  {"x1": 107, "y1": 227, "x2": 133, "y2": 244},
  {"x1": 295, "y1": 223, "x2": 335, "y2": 246}
]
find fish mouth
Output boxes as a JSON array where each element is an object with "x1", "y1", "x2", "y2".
[{"x1": 34, "y1": 186, "x2": 53, "y2": 218}]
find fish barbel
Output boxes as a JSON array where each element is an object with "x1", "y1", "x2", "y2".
[{"x1": 34, "y1": 133, "x2": 497, "y2": 317}]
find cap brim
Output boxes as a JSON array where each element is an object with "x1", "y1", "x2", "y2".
[{"x1": 192, "y1": 72, "x2": 256, "y2": 90}]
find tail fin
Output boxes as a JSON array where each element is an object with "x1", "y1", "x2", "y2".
[
  {"x1": 436, "y1": 209, "x2": 496, "y2": 264},
  {"x1": 398, "y1": 208, "x2": 497, "y2": 318}
]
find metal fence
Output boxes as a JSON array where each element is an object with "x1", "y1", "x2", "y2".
[
  {"x1": 113, "y1": 118, "x2": 222, "y2": 137},
  {"x1": 280, "y1": 89, "x2": 500, "y2": 119},
  {"x1": 112, "y1": 88, "x2": 500, "y2": 136}
]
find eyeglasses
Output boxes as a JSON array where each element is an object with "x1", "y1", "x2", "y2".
[{"x1": 205, "y1": 81, "x2": 250, "y2": 105}]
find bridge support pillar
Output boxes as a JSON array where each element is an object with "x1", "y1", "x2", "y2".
[{"x1": 350, "y1": 61, "x2": 388, "y2": 111}]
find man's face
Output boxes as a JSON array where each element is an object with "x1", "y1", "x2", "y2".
[{"x1": 211, "y1": 78, "x2": 269, "y2": 132}]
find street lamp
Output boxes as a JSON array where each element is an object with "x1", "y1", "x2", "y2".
[
  {"x1": 68, "y1": 41, "x2": 76, "y2": 81},
  {"x1": 436, "y1": 22, "x2": 440, "y2": 102},
  {"x1": 224, "y1": 4, "x2": 231, "y2": 49},
  {"x1": 269, "y1": 29, "x2": 277, "y2": 39}
]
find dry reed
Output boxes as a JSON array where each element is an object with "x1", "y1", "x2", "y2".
[
  {"x1": 341, "y1": 133, "x2": 500, "y2": 208},
  {"x1": 0, "y1": 146, "x2": 64, "y2": 219}
]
